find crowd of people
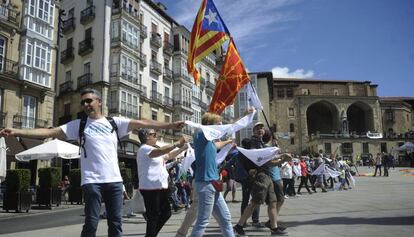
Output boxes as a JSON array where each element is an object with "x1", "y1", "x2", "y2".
[{"x1": 0, "y1": 88, "x2": 358, "y2": 237}]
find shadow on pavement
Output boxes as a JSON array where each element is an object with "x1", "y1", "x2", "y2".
[{"x1": 284, "y1": 215, "x2": 414, "y2": 227}]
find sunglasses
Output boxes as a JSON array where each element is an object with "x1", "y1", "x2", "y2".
[
  {"x1": 148, "y1": 132, "x2": 157, "y2": 137},
  {"x1": 80, "y1": 98, "x2": 95, "y2": 106}
]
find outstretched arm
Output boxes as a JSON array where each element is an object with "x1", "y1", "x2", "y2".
[
  {"x1": 0, "y1": 127, "x2": 66, "y2": 140},
  {"x1": 214, "y1": 139, "x2": 233, "y2": 150},
  {"x1": 149, "y1": 136, "x2": 188, "y2": 159},
  {"x1": 128, "y1": 119, "x2": 185, "y2": 132},
  {"x1": 267, "y1": 153, "x2": 293, "y2": 166}
]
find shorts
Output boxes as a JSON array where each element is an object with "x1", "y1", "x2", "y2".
[
  {"x1": 273, "y1": 180, "x2": 285, "y2": 202},
  {"x1": 226, "y1": 179, "x2": 236, "y2": 191},
  {"x1": 250, "y1": 172, "x2": 276, "y2": 205}
]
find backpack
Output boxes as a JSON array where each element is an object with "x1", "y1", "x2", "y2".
[{"x1": 78, "y1": 116, "x2": 122, "y2": 158}]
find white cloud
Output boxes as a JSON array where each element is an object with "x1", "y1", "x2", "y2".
[
  {"x1": 271, "y1": 66, "x2": 314, "y2": 78},
  {"x1": 165, "y1": 0, "x2": 301, "y2": 48}
]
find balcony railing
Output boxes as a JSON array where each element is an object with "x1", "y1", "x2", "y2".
[
  {"x1": 173, "y1": 100, "x2": 192, "y2": 108},
  {"x1": 60, "y1": 47, "x2": 74, "y2": 63},
  {"x1": 0, "y1": 112, "x2": 6, "y2": 128},
  {"x1": 120, "y1": 72, "x2": 140, "y2": 84},
  {"x1": 120, "y1": 109, "x2": 138, "y2": 119},
  {"x1": 13, "y1": 115, "x2": 48, "y2": 129},
  {"x1": 112, "y1": 37, "x2": 139, "y2": 51},
  {"x1": 140, "y1": 23, "x2": 147, "y2": 39},
  {"x1": 163, "y1": 96, "x2": 173, "y2": 107},
  {"x1": 173, "y1": 72, "x2": 192, "y2": 83},
  {"x1": 192, "y1": 96, "x2": 201, "y2": 105},
  {"x1": 0, "y1": 5, "x2": 19, "y2": 26},
  {"x1": 139, "y1": 53, "x2": 147, "y2": 67},
  {"x1": 59, "y1": 80, "x2": 73, "y2": 94},
  {"x1": 0, "y1": 58, "x2": 18, "y2": 75},
  {"x1": 112, "y1": 4, "x2": 139, "y2": 21},
  {"x1": 77, "y1": 73, "x2": 93, "y2": 89},
  {"x1": 80, "y1": 5, "x2": 95, "y2": 24},
  {"x1": 78, "y1": 38, "x2": 94, "y2": 56},
  {"x1": 206, "y1": 81, "x2": 215, "y2": 90},
  {"x1": 151, "y1": 90, "x2": 163, "y2": 104},
  {"x1": 163, "y1": 41, "x2": 173, "y2": 56},
  {"x1": 163, "y1": 67, "x2": 172, "y2": 80},
  {"x1": 200, "y1": 101, "x2": 208, "y2": 111},
  {"x1": 62, "y1": 17, "x2": 75, "y2": 34},
  {"x1": 150, "y1": 32, "x2": 162, "y2": 48},
  {"x1": 150, "y1": 60, "x2": 162, "y2": 75}
]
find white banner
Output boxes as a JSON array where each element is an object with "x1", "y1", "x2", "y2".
[
  {"x1": 180, "y1": 144, "x2": 195, "y2": 176},
  {"x1": 216, "y1": 143, "x2": 233, "y2": 165},
  {"x1": 237, "y1": 146, "x2": 280, "y2": 167},
  {"x1": 185, "y1": 110, "x2": 256, "y2": 141},
  {"x1": 325, "y1": 166, "x2": 342, "y2": 178},
  {"x1": 293, "y1": 164, "x2": 301, "y2": 176},
  {"x1": 311, "y1": 163, "x2": 325, "y2": 176},
  {"x1": 366, "y1": 131, "x2": 383, "y2": 139}
]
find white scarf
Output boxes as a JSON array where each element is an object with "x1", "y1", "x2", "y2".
[
  {"x1": 216, "y1": 143, "x2": 233, "y2": 165},
  {"x1": 237, "y1": 146, "x2": 280, "y2": 167},
  {"x1": 185, "y1": 110, "x2": 256, "y2": 141},
  {"x1": 311, "y1": 163, "x2": 325, "y2": 176},
  {"x1": 180, "y1": 144, "x2": 195, "y2": 176},
  {"x1": 325, "y1": 166, "x2": 342, "y2": 178}
]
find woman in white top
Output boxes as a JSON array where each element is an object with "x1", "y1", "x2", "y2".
[
  {"x1": 281, "y1": 161, "x2": 294, "y2": 197},
  {"x1": 137, "y1": 129, "x2": 188, "y2": 237}
]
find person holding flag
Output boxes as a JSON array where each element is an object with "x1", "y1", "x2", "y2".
[{"x1": 189, "y1": 112, "x2": 234, "y2": 237}]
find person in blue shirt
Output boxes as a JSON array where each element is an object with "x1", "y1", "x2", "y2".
[{"x1": 190, "y1": 112, "x2": 234, "y2": 237}]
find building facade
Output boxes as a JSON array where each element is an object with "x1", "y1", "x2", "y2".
[
  {"x1": 55, "y1": 0, "x2": 227, "y2": 176},
  {"x1": 1, "y1": 0, "x2": 59, "y2": 183},
  {"x1": 250, "y1": 73, "x2": 414, "y2": 164}
]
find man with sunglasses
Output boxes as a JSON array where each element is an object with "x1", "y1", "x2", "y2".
[{"x1": 0, "y1": 88, "x2": 185, "y2": 237}]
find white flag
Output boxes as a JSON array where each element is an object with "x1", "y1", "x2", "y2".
[
  {"x1": 180, "y1": 144, "x2": 195, "y2": 176},
  {"x1": 246, "y1": 83, "x2": 263, "y2": 110},
  {"x1": 237, "y1": 146, "x2": 280, "y2": 166},
  {"x1": 185, "y1": 110, "x2": 256, "y2": 141},
  {"x1": 216, "y1": 143, "x2": 233, "y2": 165},
  {"x1": 325, "y1": 166, "x2": 342, "y2": 178},
  {"x1": 311, "y1": 163, "x2": 326, "y2": 176}
]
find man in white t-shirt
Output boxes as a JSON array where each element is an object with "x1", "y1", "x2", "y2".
[{"x1": 0, "y1": 88, "x2": 185, "y2": 237}]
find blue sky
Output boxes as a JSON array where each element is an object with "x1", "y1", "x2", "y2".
[{"x1": 162, "y1": 0, "x2": 414, "y2": 97}]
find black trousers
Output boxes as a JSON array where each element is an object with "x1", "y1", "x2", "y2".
[
  {"x1": 282, "y1": 178, "x2": 296, "y2": 196},
  {"x1": 241, "y1": 179, "x2": 259, "y2": 223},
  {"x1": 297, "y1": 176, "x2": 311, "y2": 193},
  {"x1": 140, "y1": 189, "x2": 172, "y2": 237}
]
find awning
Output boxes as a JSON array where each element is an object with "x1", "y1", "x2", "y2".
[{"x1": 4, "y1": 137, "x2": 45, "y2": 157}]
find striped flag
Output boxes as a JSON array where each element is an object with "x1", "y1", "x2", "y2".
[{"x1": 187, "y1": 0, "x2": 230, "y2": 84}]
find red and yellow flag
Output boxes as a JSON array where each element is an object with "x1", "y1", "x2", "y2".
[
  {"x1": 187, "y1": 0, "x2": 230, "y2": 85},
  {"x1": 209, "y1": 38, "x2": 250, "y2": 114}
]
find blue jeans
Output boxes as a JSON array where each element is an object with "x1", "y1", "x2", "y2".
[
  {"x1": 81, "y1": 182, "x2": 123, "y2": 237},
  {"x1": 190, "y1": 181, "x2": 234, "y2": 237}
]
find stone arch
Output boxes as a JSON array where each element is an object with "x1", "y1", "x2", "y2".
[
  {"x1": 346, "y1": 101, "x2": 374, "y2": 134},
  {"x1": 306, "y1": 100, "x2": 340, "y2": 136}
]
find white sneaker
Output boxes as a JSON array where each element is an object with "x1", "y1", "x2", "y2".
[{"x1": 284, "y1": 195, "x2": 289, "y2": 199}]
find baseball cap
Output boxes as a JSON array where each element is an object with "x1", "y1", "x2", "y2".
[{"x1": 254, "y1": 122, "x2": 264, "y2": 128}]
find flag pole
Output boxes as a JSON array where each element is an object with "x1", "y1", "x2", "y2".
[{"x1": 248, "y1": 81, "x2": 278, "y2": 146}]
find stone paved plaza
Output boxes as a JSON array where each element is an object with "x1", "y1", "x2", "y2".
[{"x1": 1, "y1": 166, "x2": 413, "y2": 237}]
